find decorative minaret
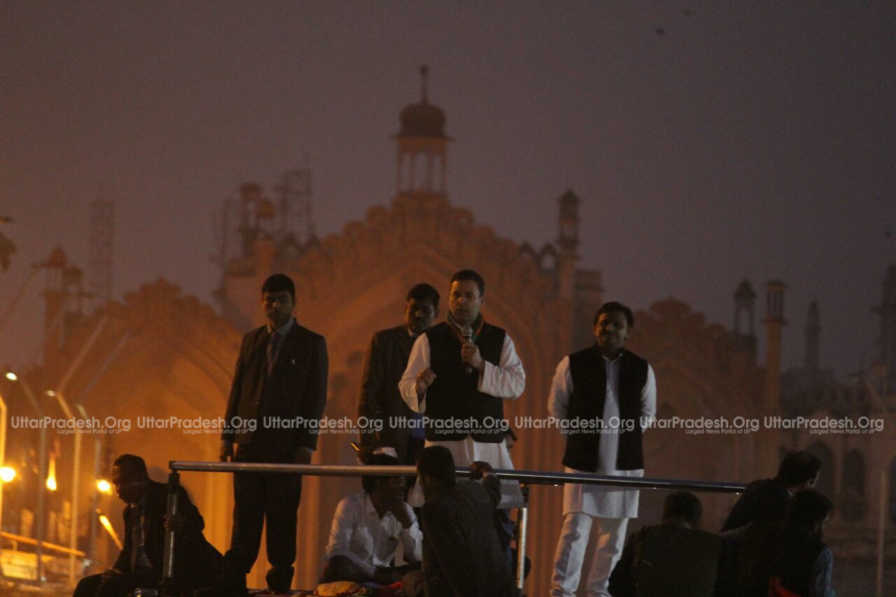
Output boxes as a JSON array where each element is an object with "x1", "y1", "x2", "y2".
[
  {"x1": 394, "y1": 66, "x2": 452, "y2": 198},
  {"x1": 733, "y1": 279, "x2": 757, "y2": 360},
  {"x1": 756, "y1": 279, "x2": 787, "y2": 472},
  {"x1": 804, "y1": 300, "x2": 820, "y2": 373},
  {"x1": 764, "y1": 280, "x2": 787, "y2": 411},
  {"x1": 555, "y1": 190, "x2": 580, "y2": 300}
]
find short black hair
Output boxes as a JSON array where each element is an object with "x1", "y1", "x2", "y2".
[
  {"x1": 417, "y1": 445, "x2": 456, "y2": 488},
  {"x1": 777, "y1": 451, "x2": 822, "y2": 487},
  {"x1": 113, "y1": 454, "x2": 148, "y2": 479},
  {"x1": 594, "y1": 301, "x2": 634, "y2": 327},
  {"x1": 450, "y1": 269, "x2": 485, "y2": 296},
  {"x1": 262, "y1": 273, "x2": 296, "y2": 302},
  {"x1": 787, "y1": 489, "x2": 833, "y2": 535},
  {"x1": 662, "y1": 491, "x2": 703, "y2": 527},
  {"x1": 362, "y1": 453, "x2": 401, "y2": 494},
  {"x1": 407, "y1": 283, "x2": 440, "y2": 309}
]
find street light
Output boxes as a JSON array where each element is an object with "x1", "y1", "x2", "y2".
[
  {"x1": 97, "y1": 511, "x2": 122, "y2": 550},
  {"x1": 45, "y1": 388, "x2": 83, "y2": 588},
  {"x1": 5, "y1": 370, "x2": 47, "y2": 584},
  {"x1": 0, "y1": 467, "x2": 15, "y2": 483},
  {"x1": 96, "y1": 479, "x2": 112, "y2": 495},
  {"x1": 45, "y1": 456, "x2": 57, "y2": 492}
]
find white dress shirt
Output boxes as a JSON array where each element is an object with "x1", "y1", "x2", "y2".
[
  {"x1": 547, "y1": 353, "x2": 657, "y2": 518},
  {"x1": 398, "y1": 329, "x2": 526, "y2": 507},
  {"x1": 323, "y1": 491, "x2": 423, "y2": 578}
]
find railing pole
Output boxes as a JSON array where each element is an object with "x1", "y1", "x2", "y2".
[
  {"x1": 516, "y1": 484, "x2": 529, "y2": 594},
  {"x1": 161, "y1": 470, "x2": 180, "y2": 593}
]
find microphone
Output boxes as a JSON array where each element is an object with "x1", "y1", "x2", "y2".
[{"x1": 462, "y1": 326, "x2": 474, "y2": 375}]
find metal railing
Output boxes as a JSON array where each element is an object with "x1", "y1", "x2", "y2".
[{"x1": 164, "y1": 461, "x2": 746, "y2": 593}]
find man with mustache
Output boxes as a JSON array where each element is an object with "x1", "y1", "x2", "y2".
[
  {"x1": 358, "y1": 283, "x2": 440, "y2": 465},
  {"x1": 398, "y1": 269, "x2": 525, "y2": 506},
  {"x1": 549, "y1": 301, "x2": 657, "y2": 597}
]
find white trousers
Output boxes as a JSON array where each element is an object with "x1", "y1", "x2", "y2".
[{"x1": 550, "y1": 512, "x2": 628, "y2": 597}]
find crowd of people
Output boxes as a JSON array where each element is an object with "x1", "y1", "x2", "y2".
[{"x1": 71, "y1": 270, "x2": 838, "y2": 597}]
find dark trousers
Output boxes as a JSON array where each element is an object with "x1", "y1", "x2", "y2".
[
  {"x1": 223, "y1": 441, "x2": 303, "y2": 593},
  {"x1": 73, "y1": 571, "x2": 141, "y2": 597}
]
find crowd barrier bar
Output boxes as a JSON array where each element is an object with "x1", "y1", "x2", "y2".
[{"x1": 163, "y1": 461, "x2": 746, "y2": 594}]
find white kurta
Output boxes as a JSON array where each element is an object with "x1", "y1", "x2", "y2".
[
  {"x1": 324, "y1": 491, "x2": 423, "y2": 576},
  {"x1": 398, "y1": 330, "x2": 526, "y2": 507},
  {"x1": 547, "y1": 354, "x2": 657, "y2": 518}
]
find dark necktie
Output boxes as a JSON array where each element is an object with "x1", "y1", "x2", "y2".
[{"x1": 267, "y1": 331, "x2": 282, "y2": 375}]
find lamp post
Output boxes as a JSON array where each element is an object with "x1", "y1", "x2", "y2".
[
  {"x1": 80, "y1": 405, "x2": 104, "y2": 573},
  {"x1": 46, "y1": 389, "x2": 81, "y2": 588},
  {"x1": 5, "y1": 371, "x2": 47, "y2": 584}
]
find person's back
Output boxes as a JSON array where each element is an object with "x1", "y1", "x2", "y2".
[
  {"x1": 722, "y1": 451, "x2": 822, "y2": 533},
  {"x1": 717, "y1": 520, "x2": 783, "y2": 597},
  {"x1": 421, "y1": 478, "x2": 513, "y2": 597},
  {"x1": 770, "y1": 489, "x2": 836, "y2": 597},
  {"x1": 716, "y1": 481, "x2": 791, "y2": 597},
  {"x1": 630, "y1": 524, "x2": 720, "y2": 597},
  {"x1": 609, "y1": 491, "x2": 720, "y2": 597}
]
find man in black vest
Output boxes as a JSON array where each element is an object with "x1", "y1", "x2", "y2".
[
  {"x1": 549, "y1": 301, "x2": 657, "y2": 597},
  {"x1": 219, "y1": 273, "x2": 328, "y2": 595},
  {"x1": 398, "y1": 269, "x2": 525, "y2": 506},
  {"x1": 357, "y1": 283, "x2": 439, "y2": 464}
]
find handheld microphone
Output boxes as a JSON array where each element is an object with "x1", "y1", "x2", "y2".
[{"x1": 462, "y1": 326, "x2": 474, "y2": 375}]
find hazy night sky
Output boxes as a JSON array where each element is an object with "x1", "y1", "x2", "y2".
[{"x1": 2, "y1": 1, "x2": 894, "y2": 377}]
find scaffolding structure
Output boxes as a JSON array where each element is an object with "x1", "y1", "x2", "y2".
[{"x1": 88, "y1": 199, "x2": 114, "y2": 309}]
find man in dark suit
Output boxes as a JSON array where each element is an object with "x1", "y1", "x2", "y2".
[
  {"x1": 73, "y1": 454, "x2": 221, "y2": 597},
  {"x1": 608, "y1": 491, "x2": 722, "y2": 597},
  {"x1": 219, "y1": 273, "x2": 328, "y2": 594},
  {"x1": 358, "y1": 283, "x2": 439, "y2": 464},
  {"x1": 416, "y1": 446, "x2": 514, "y2": 597}
]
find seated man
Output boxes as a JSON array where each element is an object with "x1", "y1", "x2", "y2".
[
  {"x1": 722, "y1": 450, "x2": 821, "y2": 532},
  {"x1": 73, "y1": 454, "x2": 221, "y2": 597},
  {"x1": 417, "y1": 446, "x2": 514, "y2": 597},
  {"x1": 320, "y1": 452, "x2": 423, "y2": 587},
  {"x1": 608, "y1": 491, "x2": 722, "y2": 597},
  {"x1": 716, "y1": 481, "x2": 792, "y2": 597}
]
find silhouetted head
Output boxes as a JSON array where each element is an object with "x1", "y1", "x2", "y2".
[
  {"x1": 662, "y1": 491, "x2": 703, "y2": 528},
  {"x1": 417, "y1": 445, "x2": 456, "y2": 502},
  {"x1": 787, "y1": 489, "x2": 833, "y2": 540},
  {"x1": 111, "y1": 454, "x2": 149, "y2": 504},
  {"x1": 776, "y1": 451, "x2": 822, "y2": 491},
  {"x1": 362, "y1": 452, "x2": 405, "y2": 496}
]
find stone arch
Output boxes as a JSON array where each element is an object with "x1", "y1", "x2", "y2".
[{"x1": 259, "y1": 196, "x2": 576, "y2": 591}]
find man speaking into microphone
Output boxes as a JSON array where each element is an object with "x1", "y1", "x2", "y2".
[{"x1": 399, "y1": 269, "x2": 526, "y2": 506}]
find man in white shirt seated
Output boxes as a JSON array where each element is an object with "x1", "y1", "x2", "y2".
[{"x1": 320, "y1": 452, "x2": 423, "y2": 588}]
